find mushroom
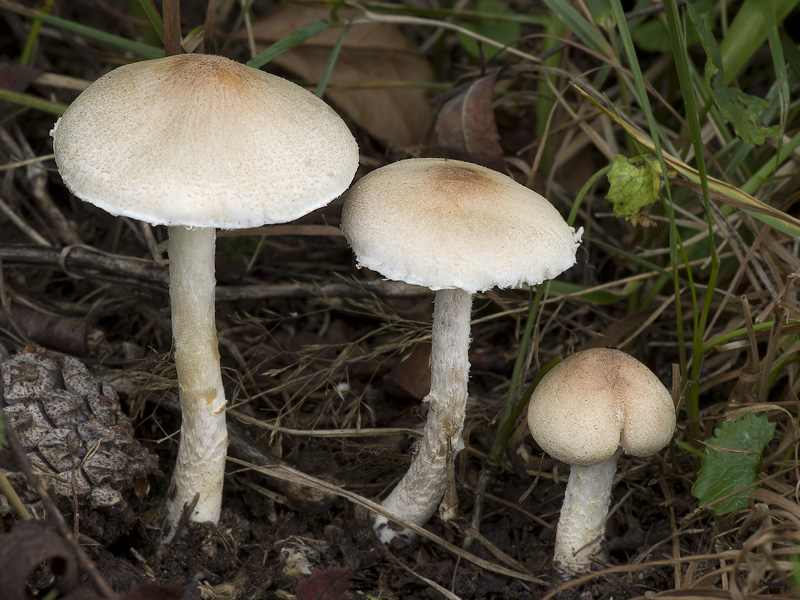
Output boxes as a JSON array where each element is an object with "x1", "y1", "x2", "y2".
[
  {"x1": 527, "y1": 348, "x2": 675, "y2": 576},
  {"x1": 340, "y1": 158, "x2": 582, "y2": 542},
  {"x1": 51, "y1": 54, "x2": 358, "y2": 538}
]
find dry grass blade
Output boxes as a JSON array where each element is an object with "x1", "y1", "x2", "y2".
[{"x1": 226, "y1": 456, "x2": 544, "y2": 584}]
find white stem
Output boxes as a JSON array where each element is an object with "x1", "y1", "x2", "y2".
[
  {"x1": 375, "y1": 288, "x2": 472, "y2": 542},
  {"x1": 553, "y1": 448, "x2": 622, "y2": 575},
  {"x1": 163, "y1": 226, "x2": 228, "y2": 538}
]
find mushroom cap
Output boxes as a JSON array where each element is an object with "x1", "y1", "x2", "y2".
[
  {"x1": 51, "y1": 54, "x2": 358, "y2": 229},
  {"x1": 527, "y1": 348, "x2": 675, "y2": 467},
  {"x1": 340, "y1": 158, "x2": 582, "y2": 294}
]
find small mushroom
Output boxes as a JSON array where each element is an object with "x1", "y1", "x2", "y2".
[
  {"x1": 340, "y1": 158, "x2": 582, "y2": 542},
  {"x1": 51, "y1": 54, "x2": 358, "y2": 538},
  {"x1": 527, "y1": 348, "x2": 675, "y2": 576}
]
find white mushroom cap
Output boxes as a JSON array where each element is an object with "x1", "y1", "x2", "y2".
[
  {"x1": 340, "y1": 158, "x2": 582, "y2": 294},
  {"x1": 527, "y1": 348, "x2": 675, "y2": 466},
  {"x1": 51, "y1": 54, "x2": 359, "y2": 229}
]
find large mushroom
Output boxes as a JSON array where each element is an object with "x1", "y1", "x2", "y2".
[
  {"x1": 340, "y1": 157, "x2": 582, "y2": 542},
  {"x1": 527, "y1": 348, "x2": 676, "y2": 576},
  {"x1": 51, "y1": 53, "x2": 358, "y2": 538}
]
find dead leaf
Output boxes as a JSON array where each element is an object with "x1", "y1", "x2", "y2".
[
  {"x1": 0, "y1": 520, "x2": 97, "y2": 600},
  {"x1": 434, "y1": 72, "x2": 505, "y2": 171},
  {"x1": 241, "y1": 4, "x2": 435, "y2": 149},
  {"x1": 0, "y1": 62, "x2": 40, "y2": 113},
  {"x1": 386, "y1": 342, "x2": 431, "y2": 400},
  {"x1": 295, "y1": 565, "x2": 353, "y2": 600}
]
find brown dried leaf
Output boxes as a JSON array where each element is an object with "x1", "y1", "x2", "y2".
[
  {"x1": 434, "y1": 72, "x2": 505, "y2": 171},
  {"x1": 295, "y1": 565, "x2": 353, "y2": 600},
  {"x1": 243, "y1": 4, "x2": 435, "y2": 149},
  {"x1": 387, "y1": 342, "x2": 431, "y2": 400},
  {"x1": 0, "y1": 62, "x2": 39, "y2": 113},
  {"x1": 0, "y1": 520, "x2": 89, "y2": 600}
]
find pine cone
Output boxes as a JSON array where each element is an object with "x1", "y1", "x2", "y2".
[{"x1": 1, "y1": 345, "x2": 160, "y2": 544}]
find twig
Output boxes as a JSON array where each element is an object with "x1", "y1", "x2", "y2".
[
  {"x1": 0, "y1": 469, "x2": 32, "y2": 521},
  {"x1": 0, "y1": 245, "x2": 431, "y2": 298},
  {"x1": 0, "y1": 196, "x2": 51, "y2": 246}
]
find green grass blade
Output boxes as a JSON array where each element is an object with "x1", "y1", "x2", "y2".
[
  {"x1": 489, "y1": 355, "x2": 564, "y2": 461},
  {"x1": 315, "y1": 26, "x2": 347, "y2": 98},
  {"x1": 741, "y1": 127, "x2": 800, "y2": 201},
  {"x1": 664, "y1": 0, "x2": 719, "y2": 444},
  {"x1": 719, "y1": 0, "x2": 799, "y2": 84},
  {"x1": 0, "y1": 88, "x2": 66, "y2": 115},
  {"x1": 31, "y1": 10, "x2": 164, "y2": 58},
  {"x1": 20, "y1": 0, "x2": 52, "y2": 66},
  {"x1": 136, "y1": 0, "x2": 165, "y2": 44},
  {"x1": 760, "y1": 3, "x2": 789, "y2": 131},
  {"x1": 571, "y1": 85, "x2": 800, "y2": 237},
  {"x1": 780, "y1": 29, "x2": 800, "y2": 81},
  {"x1": 246, "y1": 19, "x2": 329, "y2": 69},
  {"x1": 542, "y1": 0, "x2": 613, "y2": 56},
  {"x1": 609, "y1": 0, "x2": 688, "y2": 395}
]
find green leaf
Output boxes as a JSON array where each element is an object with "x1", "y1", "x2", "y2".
[
  {"x1": 605, "y1": 154, "x2": 665, "y2": 226},
  {"x1": 457, "y1": 0, "x2": 521, "y2": 59},
  {"x1": 687, "y1": 4, "x2": 780, "y2": 146},
  {"x1": 692, "y1": 413, "x2": 776, "y2": 515}
]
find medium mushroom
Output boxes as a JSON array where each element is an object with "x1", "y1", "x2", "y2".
[
  {"x1": 340, "y1": 157, "x2": 582, "y2": 542},
  {"x1": 527, "y1": 347, "x2": 675, "y2": 576},
  {"x1": 51, "y1": 54, "x2": 358, "y2": 538}
]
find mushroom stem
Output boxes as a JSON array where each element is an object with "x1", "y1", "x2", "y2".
[
  {"x1": 375, "y1": 288, "x2": 472, "y2": 542},
  {"x1": 554, "y1": 448, "x2": 623, "y2": 575},
  {"x1": 163, "y1": 226, "x2": 228, "y2": 538}
]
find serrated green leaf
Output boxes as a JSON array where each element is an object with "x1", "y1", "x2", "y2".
[
  {"x1": 687, "y1": 4, "x2": 780, "y2": 146},
  {"x1": 457, "y1": 0, "x2": 521, "y2": 59},
  {"x1": 605, "y1": 154, "x2": 665, "y2": 226},
  {"x1": 692, "y1": 413, "x2": 776, "y2": 515}
]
